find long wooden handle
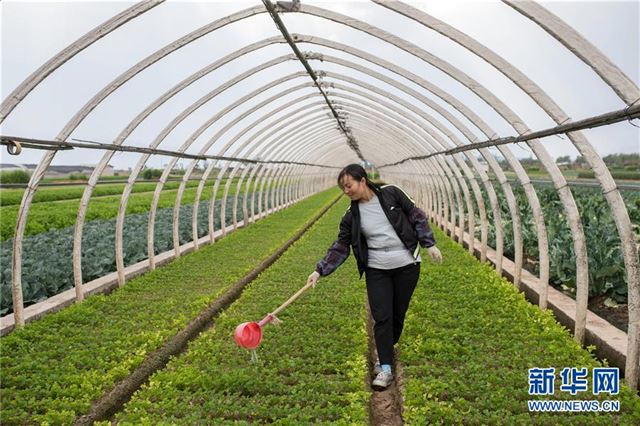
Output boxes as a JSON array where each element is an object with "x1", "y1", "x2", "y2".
[{"x1": 270, "y1": 281, "x2": 314, "y2": 318}]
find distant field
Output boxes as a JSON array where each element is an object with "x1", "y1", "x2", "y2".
[{"x1": 500, "y1": 169, "x2": 640, "y2": 183}]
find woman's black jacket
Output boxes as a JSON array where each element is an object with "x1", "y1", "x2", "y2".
[{"x1": 315, "y1": 183, "x2": 436, "y2": 278}]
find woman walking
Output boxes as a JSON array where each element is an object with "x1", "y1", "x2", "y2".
[{"x1": 307, "y1": 164, "x2": 443, "y2": 390}]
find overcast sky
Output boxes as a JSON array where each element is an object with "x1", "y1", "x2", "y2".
[{"x1": 1, "y1": 0, "x2": 638, "y2": 169}]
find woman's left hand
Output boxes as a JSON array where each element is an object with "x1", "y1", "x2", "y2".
[{"x1": 427, "y1": 246, "x2": 443, "y2": 263}]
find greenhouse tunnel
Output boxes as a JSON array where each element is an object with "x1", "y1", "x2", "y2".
[{"x1": 1, "y1": 0, "x2": 639, "y2": 422}]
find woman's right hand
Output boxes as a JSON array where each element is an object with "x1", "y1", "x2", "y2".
[
  {"x1": 427, "y1": 246, "x2": 443, "y2": 263},
  {"x1": 307, "y1": 271, "x2": 320, "y2": 288}
]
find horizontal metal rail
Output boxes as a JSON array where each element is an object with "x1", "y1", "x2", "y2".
[
  {"x1": 0, "y1": 135, "x2": 339, "y2": 169},
  {"x1": 378, "y1": 103, "x2": 640, "y2": 167}
]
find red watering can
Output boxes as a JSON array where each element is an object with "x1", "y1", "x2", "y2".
[{"x1": 234, "y1": 280, "x2": 315, "y2": 350}]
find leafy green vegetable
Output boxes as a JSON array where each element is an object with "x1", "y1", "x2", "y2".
[
  {"x1": 115, "y1": 196, "x2": 369, "y2": 424},
  {"x1": 401, "y1": 226, "x2": 640, "y2": 424},
  {"x1": 0, "y1": 189, "x2": 339, "y2": 424},
  {"x1": 472, "y1": 182, "x2": 639, "y2": 301},
  {"x1": 0, "y1": 194, "x2": 260, "y2": 315}
]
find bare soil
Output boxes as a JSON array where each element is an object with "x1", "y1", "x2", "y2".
[
  {"x1": 588, "y1": 294, "x2": 628, "y2": 333},
  {"x1": 367, "y1": 305, "x2": 404, "y2": 425}
]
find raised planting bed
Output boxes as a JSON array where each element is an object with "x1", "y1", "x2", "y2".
[
  {"x1": 399, "y1": 226, "x2": 640, "y2": 424},
  {"x1": 475, "y1": 183, "x2": 639, "y2": 307},
  {"x1": 113, "y1": 197, "x2": 370, "y2": 424},
  {"x1": 0, "y1": 188, "x2": 339, "y2": 425}
]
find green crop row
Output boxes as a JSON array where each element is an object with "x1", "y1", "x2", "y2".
[
  {"x1": 0, "y1": 195, "x2": 261, "y2": 315},
  {"x1": 0, "y1": 189, "x2": 340, "y2": 425},
  {"x1": 0, "y1": 170, "x2": 30, "y2": 184},
  {"x1": 0, "y1": 180, "x2": 206, "y2": 207},
  {"x1": 470, "y1": 183, "x2": 640, "y2": 302},
  {"x1": 0, "y1": 179, "x2": 277, "y2": 241},
  {"x1": 577, "y1": 170, "x2": 640, "y2": 180},
  {"x1": 400, "y1": 226, "x2": 640, "y2": 424},
  {"x1": 113, "y1": 196, "x2": 369, "y2": 424}
]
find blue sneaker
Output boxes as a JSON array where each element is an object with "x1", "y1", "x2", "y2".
[{"x1": 372, "y1": 371, "x2": 394, "y2": 390}]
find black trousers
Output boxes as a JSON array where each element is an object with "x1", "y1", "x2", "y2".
[{"x1": 365, "y1": 262, "x2": 420, "y2": 366}]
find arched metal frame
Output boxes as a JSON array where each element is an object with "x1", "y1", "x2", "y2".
[{"x1": 2, "y1": 1, "x2": 637, "y2": 389}]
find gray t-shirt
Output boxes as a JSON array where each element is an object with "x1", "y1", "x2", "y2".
[{"x1": 359, "y1": 194, "x2": 421, "y2": 269}]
